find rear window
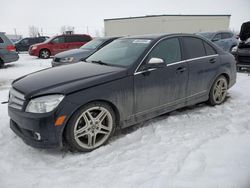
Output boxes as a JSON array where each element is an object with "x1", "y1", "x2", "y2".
[
  {"x1": 182, "y1": 37, "x2": 206, "y2": 59},
  {"x1": 0, "y1": 37, "x2": 3, "y2": 43}
]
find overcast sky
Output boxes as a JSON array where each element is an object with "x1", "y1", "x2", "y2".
[{"x1": 1, "y1": 0, "x2": 249, "y2": 37}]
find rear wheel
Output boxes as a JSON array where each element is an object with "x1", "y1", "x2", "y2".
[
  {"x1": 39, "y1": 49, "x2": 50, "y2": 59},
  {"x1": 65, "y1": 102, "x2": 116, "y2": 152},
  {"x1": 208, "y1": 76, "x2": 228, "y2": 106}
]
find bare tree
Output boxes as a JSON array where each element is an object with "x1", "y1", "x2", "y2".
[
  {"x1": 60, "y1": 25, "x2": 74, "y2": 34},
  {"x1": 29, "y1": 26, "x2": 39, "y2": 37}
]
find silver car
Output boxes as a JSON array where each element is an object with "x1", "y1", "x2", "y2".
[
  {"x1": 198, "y1": 31, "x2": 239, "y2": 52},
  {"x1": 51, "y1": 37, "x2": 119, "y2": 67}
]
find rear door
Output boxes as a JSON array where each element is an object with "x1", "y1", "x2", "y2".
[
  {"x1": 66, "y1": 35, "x2": 92, "y2": 49},
  {"x1": 181, "y1": 36, "x2": 219, "y2": 98},
  {"x1": 134, "y1": 37, "x2": 188, "y2": 116}
]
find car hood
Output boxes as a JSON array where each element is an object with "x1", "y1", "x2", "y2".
[
  {"x1": 55, "y1": 48, "x2": 93, "y2": 59},
  {"x1": 12, "y1": 62, "x2": 127, "y2": 98}
]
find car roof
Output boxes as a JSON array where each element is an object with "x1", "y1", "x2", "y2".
[
  {"x1": 94, "y1": 36, "x2": 120, "y2": 40},
  {"x1": 122, "y1": 33, "x2": 203, "y2": 40}
]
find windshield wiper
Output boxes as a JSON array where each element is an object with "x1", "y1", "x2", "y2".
[{"x1": 90, "y1": 60, "x2": 109, "y2": 66}]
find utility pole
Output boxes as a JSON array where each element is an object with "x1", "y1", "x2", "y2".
[
  {"x1": 41, "y1": 28, "x2": 43, "y2": 36},
  {"x1": 86, "y1": 26, "x2": 89, "y2": 34},
  {"x1": 14, "y1": 28, "x2": 17, "y2": 36}
]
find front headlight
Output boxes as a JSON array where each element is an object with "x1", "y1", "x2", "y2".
[
  {"x1": 231, "y1": 46, "x2": 238, "y2": 53},
  {"x1": 60, "y1": 57, "x2": 74, "y2": 63},
  {"x1": 26, "y1": 95, "x2": 64, "y2": 113}
]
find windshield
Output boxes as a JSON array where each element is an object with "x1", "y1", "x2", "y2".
[
  {"x1": 198, "y1": 32, "x2": 214, "y2": 39},
  {"x1": 86, "y1": 38, "x2": 152, "y2": 67},
  {"x1": 80, "y1": 38, "x2": 106, "y2": 50}
]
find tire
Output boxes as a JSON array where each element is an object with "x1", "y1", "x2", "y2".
[
  {"x1": 65, "y1": 102, "x2": 116, "y2": 152},
  {"x1": 208, "y1": 75, "x2": 228, "y2": 106},
  {"x1": 0, "y1": 58, "x2": 4, "y2": 68},
  {"x1": 230, "y1": 45, "x2": 236, "y2": 53},
  {"x1": 39, "y1": 49, "x2": 50, "y2": 59}
]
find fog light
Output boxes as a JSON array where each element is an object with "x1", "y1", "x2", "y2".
[{"x1": 34, "y1": 132, "x2": 41, "y2": 140}]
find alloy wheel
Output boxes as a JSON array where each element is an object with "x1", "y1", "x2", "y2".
[
  {"x1": 40, "y1": 50, "x2": 50, "y2": 59},
  {"x1": 73, "y1": 106, "x2": 113, "y2": 150},
  {"x1": 212, "y1": 77, "x2": 228, "y2": 104}
]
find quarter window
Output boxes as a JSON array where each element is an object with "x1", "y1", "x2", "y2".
[
  {"x1": 0, "y1": 37, "x2": 3, "y2": 43},
  {"x1": 213, "y1": 34, "x2": 222, "y2": 41},
  {"x1": 182, "y1": 37, "x2": 206, "y2": 59},
  {"x1": 203, "y1": 42, "x2": 216, "y2": 55},
  {"x1": 221, "y1": 33, "x2": 232, "y2": 39},
  {"x1": 148, "y1": 38, "x2": 181, "y2": 64}
]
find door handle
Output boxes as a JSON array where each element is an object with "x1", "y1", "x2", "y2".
[
  {"x1": 176, "y1": 67, "x2": 186, "y2": 73},
  {"x1": 209, "y1": 58, "x2": 216, "y2": 64}
]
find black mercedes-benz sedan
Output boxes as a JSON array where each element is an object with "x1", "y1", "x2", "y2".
[{"x1": 8, "y1": 34, "x2": 236, "y2": 152}]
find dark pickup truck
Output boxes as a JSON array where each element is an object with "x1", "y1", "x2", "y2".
[{"x1": 235, "y1": 21, "x2": 250, "y2": 72}]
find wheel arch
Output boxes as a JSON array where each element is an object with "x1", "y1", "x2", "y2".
[
  {"x1": 39, "y1": 48, "x2": 51, "y2": 57},
  {"x1": 61, "y1": 99, "x2": 121, "y2": 143}
]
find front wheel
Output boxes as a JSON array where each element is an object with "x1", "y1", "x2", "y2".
[
  {"x1": 65, "y1": 102, "x2": 116, "y2": 152},
  {"x1": 0, "y1": 58, "x2": 4, "y2": 68},
  {"x1": 39, "y1": 49, "x2": 50, "y2": 59},
  {"x1": 208, "y1": 76, "x2": 228, "y2": 106}
]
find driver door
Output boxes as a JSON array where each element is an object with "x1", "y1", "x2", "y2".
[{"x1": 133, "y1": 37, "x2": 188, "y2": 118}]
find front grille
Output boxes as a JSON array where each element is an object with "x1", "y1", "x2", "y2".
[
  {"x1": 8, "y1": 88, "x2": 25, "y2": 110},
  {"x1": 238, "y1": 56, "x2": 250, "y2": 64},
  {"x1": 54, "y1": 57, "x2": 61, "y2": 62}
]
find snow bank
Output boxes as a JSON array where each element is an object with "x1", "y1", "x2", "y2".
[{"x1": 0, "y1": 54, "x2": 250, "y2": 188}]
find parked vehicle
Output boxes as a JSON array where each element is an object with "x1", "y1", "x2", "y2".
[
  {"x1": 8, "y1": 34, "x2": 236, "y2": 152},
  {"x1": 15, "y1": 36, "x2": 49, "y2": 52},
  {"x1": 52, "y1": 37, "x2": 119, "y2": 67},
  {"x1": 29, "y1": 34, "x2": 92, "y2": 59},
  {"x1": 198, "y1": 31, "x2": 239, "y2": 52},
  {"x1": 0, "y1": 32, "x2": 19, "y2": 67},
  {"x1": 234, "y1": 21, "x2": 250, "y2": 72}
]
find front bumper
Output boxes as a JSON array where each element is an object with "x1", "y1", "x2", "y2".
[
  {"x1": 8, "y1": 107, "x2": 64, "y2": 149},
  {"x1": 236, "y1": 55, "x2": 250, "y2": 71},
  {"x1": 28, "y1": 48, "x2": 39, "y2": 56}
]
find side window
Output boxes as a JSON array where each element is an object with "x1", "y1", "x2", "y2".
[
  {"x1": 0, "y1": 37, "x2": 4, "y2": 43},
  {"x1": 22, "y1": 39, "x2": 29, "y2": 45},
  {"x1": 80, "y1": 35, "x2": 92, "y2": 42},
  {"x1": 65, "y1": 36, "x2": 75, "y2": 43},
  {"x1": 30, "y1": 38, "x2": 37, "y2": 44},
  {"x1": 148, "y1": 38, "x2": 181, "y2": 64},
  {"x1": 52, "y1": 36, "x2": 65, "y2": 43},
  {"x1": 182, "y1": 37, "x2": 206, "y2": 59},
  {"x1": 221, "y1": 33, "x2": 231, "y2": 39},
  {"x1": 213, "y1": 34, "x2": 222, "y2": 41},
  {"x1": 65, "y1": 36, "x2": 86, "y2": 43},
  {"x1": 203, "y1": 41, "x2": 217, "y2": 55}
]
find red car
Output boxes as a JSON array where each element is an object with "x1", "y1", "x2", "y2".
[{"x1": 29, "y1": 34, "x2": 92, "y2": 59}]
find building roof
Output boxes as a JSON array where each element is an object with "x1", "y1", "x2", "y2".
[{"x1": 104, "y1": 14, "x2": 231, "y2": 21}]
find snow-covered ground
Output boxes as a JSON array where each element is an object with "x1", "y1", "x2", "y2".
[{"x1": 0, "y1": 54, "x2": 250, "y2": 188}]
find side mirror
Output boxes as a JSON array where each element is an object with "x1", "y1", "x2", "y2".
[{"x1": 147, "y1": 57, "x2": 165, "y2": 68}]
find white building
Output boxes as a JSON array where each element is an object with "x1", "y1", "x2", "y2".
[{"x1": 104, "y1": 14, "x2": 231, "y2": 36}]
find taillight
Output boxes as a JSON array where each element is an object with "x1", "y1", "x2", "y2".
[{"x1": 6, "y1": 45, "x2": 16, "y2": 52}]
